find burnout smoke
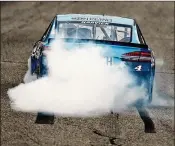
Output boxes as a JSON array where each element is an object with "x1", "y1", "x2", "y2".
[{"x1": 8, "y1": 39, "x2": 147, "y2": 117}]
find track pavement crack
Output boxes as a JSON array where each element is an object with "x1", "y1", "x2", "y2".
[
  {"x1": 90, "y1": 113, "x2": 122, "y2": 145},
  {"x1": 92, "y1": 129, "x2": 121, "y2": 145}
]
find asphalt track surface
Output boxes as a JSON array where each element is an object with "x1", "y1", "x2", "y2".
[{"x1": 1, "y1": 2, "x2": 174, "y2": 146}]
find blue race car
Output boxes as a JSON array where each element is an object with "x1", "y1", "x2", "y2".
[{"x1": 29, "y1": 14, "x2": 155, "y2": 123}]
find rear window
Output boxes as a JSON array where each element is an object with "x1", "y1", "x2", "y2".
[{"x1": 57, "y1": 22, "x2": 132, "y2": 43}]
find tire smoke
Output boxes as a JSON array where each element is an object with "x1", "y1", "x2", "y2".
[{"x1": 8, "y1": 39, "x2": 148, "y2": 117}]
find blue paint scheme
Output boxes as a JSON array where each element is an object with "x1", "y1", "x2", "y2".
[{"x1": 30, "y1": 14, "x2": 155, "y2": 108}]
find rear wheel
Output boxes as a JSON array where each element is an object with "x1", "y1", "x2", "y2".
[{"x1": 35, "y1": 112, "x2": 55, "y2": 124}]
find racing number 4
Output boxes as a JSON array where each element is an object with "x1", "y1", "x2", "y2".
[{"x1": 135, "y1": 65, "x2": 142, "y2": 71}]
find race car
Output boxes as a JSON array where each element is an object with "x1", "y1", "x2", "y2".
[{"x1": 27, "y1": 14, "x2": 156, "y2": 124}]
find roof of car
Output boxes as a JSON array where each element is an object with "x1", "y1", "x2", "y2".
[{"x1": 56, "y1": 14, "x2": 135, "y2": 26}]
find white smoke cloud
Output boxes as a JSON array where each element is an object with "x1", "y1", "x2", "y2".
[
  {"x1": 150, "y1": 83, "x2": 174, "y2": 107},
  {"x1": 7, "y1": 39, "x2": 148, "y2": 117}
]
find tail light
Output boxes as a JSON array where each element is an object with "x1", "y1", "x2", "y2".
[
  {"x1": 121, "y1": 51, "x2": 151, "y2": 62},
  {"x1": 43, "y1": 45, "x2": 51, "y2": 50},
  {"x1": 43, "y1": 46, "x2": 51, "y2": 51},
  {"x1": 41, "y1": 45, "x2": 51, "y2": 56}
]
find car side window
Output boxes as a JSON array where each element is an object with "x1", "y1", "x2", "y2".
[
  {"x1": 41, "y1": 18, "x2": 55, "y2": 41},
  {"x1": 136, "y1": 23, "x2": 146, "y2": 45}
]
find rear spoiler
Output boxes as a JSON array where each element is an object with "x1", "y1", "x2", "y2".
[
  {"x1": 48, "y1": 38, "x2": 148, "y2": 49},
  {"x1": 89, "y1": 39, "x2": 148, "y2": 49}
]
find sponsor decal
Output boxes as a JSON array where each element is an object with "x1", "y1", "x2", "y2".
[
  {"x1": 72, "y1": 17, "x2": 112, "y2": 25},
  {"x1": 135, "y1": 65, "x2": 142, "y2": 71},
  {"x1": 72, "y1": 17, "x2": 112, "y2": 22},
  {"x1": 81, "y1": 21, "x2": 109, "y2": 25},
  {"x1": 106, "y1": 57, "x2": 113, "y2": 66}
]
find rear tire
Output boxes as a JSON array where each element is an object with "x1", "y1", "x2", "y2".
[{"x1": 35, "y1": 112, "x2": 55, "y2": 124}]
